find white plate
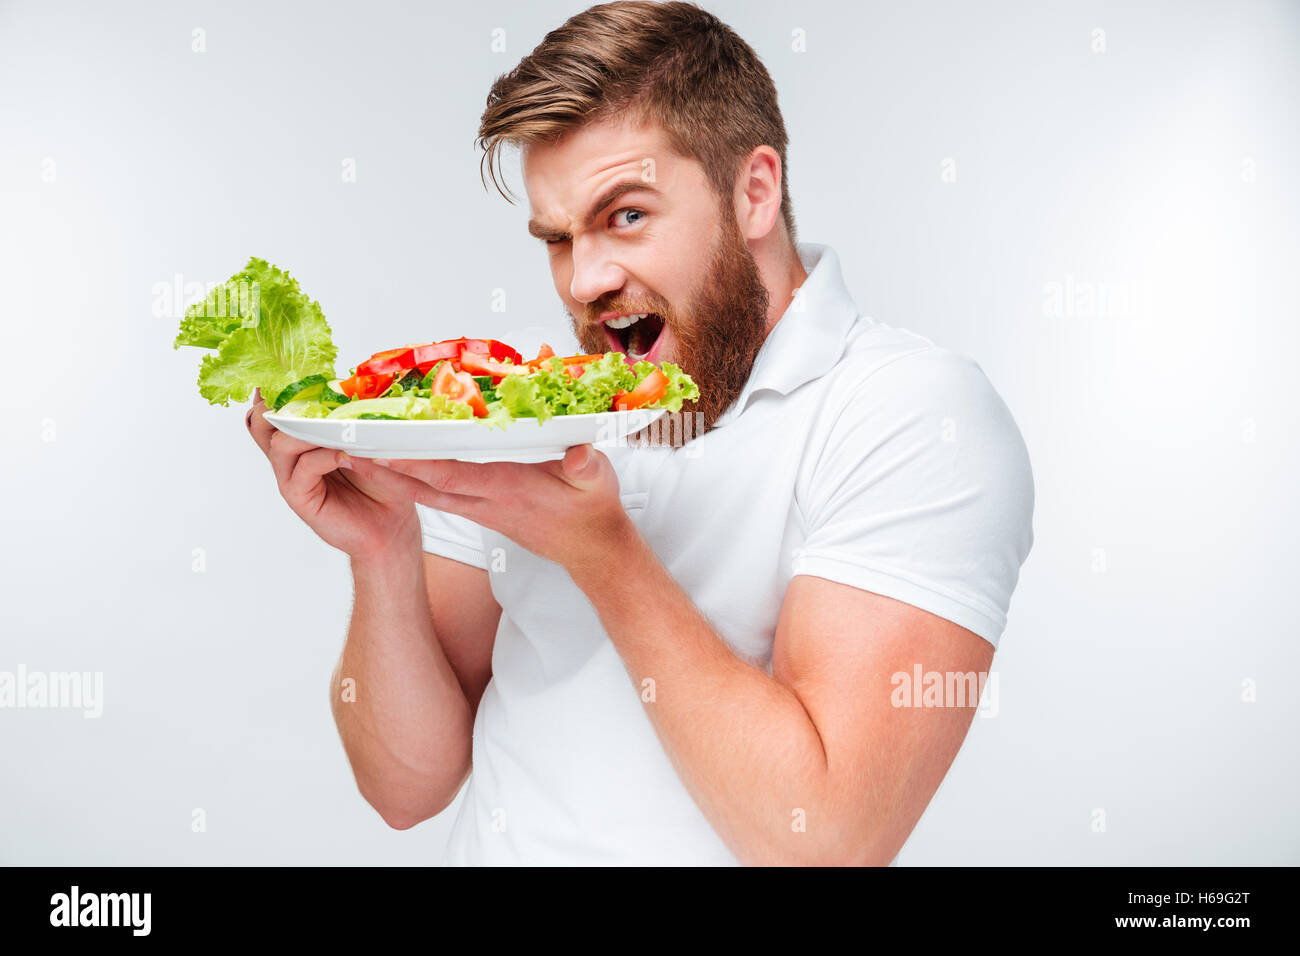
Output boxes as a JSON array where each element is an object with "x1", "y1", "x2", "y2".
[{"x1": 263, "y1": 407, "x2": 668, "y2": 462}]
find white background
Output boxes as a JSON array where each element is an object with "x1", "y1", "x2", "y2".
[{"x1": 1, "y1": 0, "x2": 1296, "y2": 864}]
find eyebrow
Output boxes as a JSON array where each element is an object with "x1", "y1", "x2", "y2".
[{"x1": 528, "y1": 181, "x2": 661, "y2": 241}]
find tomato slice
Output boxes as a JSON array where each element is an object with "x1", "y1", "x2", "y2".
[
  {"x1": 356, "y1": 347, "x2": 416, "y2": 377},
  {"x1": 340, "y1": 372, "x2": 397, "y2": 400},
  {"x1": 431, "y1": 362, "x2": 488, "y2": 418},
  {"x1": 611, "y1": 368, "x2": 669, "y2": 411}
]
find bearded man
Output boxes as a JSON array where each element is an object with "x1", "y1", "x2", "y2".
[{"x1": 247, "y1": 0, "x2": 1034, "y2": 866}]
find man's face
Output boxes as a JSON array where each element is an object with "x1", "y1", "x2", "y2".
[{"x1": 522, "y1": 115, "x2": 771, "y2": 429}]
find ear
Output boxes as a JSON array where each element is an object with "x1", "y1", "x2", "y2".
[{"x1": 733, "y1": 145, "x2": 784, "y2": 241}]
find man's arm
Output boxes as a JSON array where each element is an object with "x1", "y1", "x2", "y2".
[
  {"x1": 245, "y1": 393, "x2": 502, "y2": 831},
  {"x1": 569, "y1": 533, "x2": 993, "y2": 866},
  {"x1": 330, "y1": 551, "x2": 500, "y2": 829},
  {"x1": 334, "y1": 445, "x2": 1003, "y2": 860}
]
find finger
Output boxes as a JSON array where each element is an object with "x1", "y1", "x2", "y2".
[
  {"x1": 267, "y1": 427, "x2": 324, "y2": 459},
  {"x1": 266, "y1": 428, "x2": 322, "y2": 487},
  {"x1": 559, "y1": 443, "x2": 601, "y2": 487},
  {"x1": 247, "y1": 392, "x2": 276, "y2": 456},
  {"x1": 290, "y1": 450, "x2": 430, "y2": 506},
  {"x1": 284, "y1": 447, "x2": 349, "y2": 502},
  {"x1": 383, "y1": 458, "x2": 510, "y2": 498},
  {"x1": 557, "y1": 443, "x2": 613, "y2": 493},
  {"x1": 264, "y1": 412, "x2": 329, "y2": 486},
  {"x1": 344, "y1": 455, "x2": 487, "y2": 519}
]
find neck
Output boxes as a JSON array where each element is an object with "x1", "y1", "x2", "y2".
[{"x1": 753, "y1": 235, "x2": 808, "y2": 336}]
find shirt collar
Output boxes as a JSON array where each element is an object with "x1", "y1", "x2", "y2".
[{"x1": 711, "y1": 242, "x2": 862, "y2": 428}]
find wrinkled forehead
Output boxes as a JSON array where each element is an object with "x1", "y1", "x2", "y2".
[{"x1": 521, "y1": 114, "x2": 687, "y2": 214}]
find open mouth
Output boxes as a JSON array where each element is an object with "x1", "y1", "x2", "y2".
[{"x1": 603, "y1": 312, "x2": 666, "y2": 360}]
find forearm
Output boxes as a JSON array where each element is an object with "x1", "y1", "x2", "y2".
[
  {"x1": 331, "y1": 547, "x2": 473, "y2": 828},
  {"x1": 570, "y1": 528, "x2": 855, "y2": 865}
]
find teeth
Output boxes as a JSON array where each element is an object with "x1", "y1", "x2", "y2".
[{"x1": 604, "y1": 312, "x2": 648, "y2": 329}]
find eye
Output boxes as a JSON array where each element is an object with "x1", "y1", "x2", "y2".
[{"x1": 611, "y1": 208, "x2": 646, "y2": 230}]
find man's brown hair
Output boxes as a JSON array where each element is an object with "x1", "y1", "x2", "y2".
[{"x1": 477, "y1": 0, "x2": 796, "y2": 244}]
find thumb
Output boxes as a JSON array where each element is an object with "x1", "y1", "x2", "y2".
[{"x1": 561, "y1": 443, "x2": 600, "y2": 485}]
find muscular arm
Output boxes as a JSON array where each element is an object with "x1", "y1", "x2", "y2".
[
  {"x1": 244, "y1": 392, "x2": 501, "y2": 831},
  {"x1": 330, "y1": 550, "x2": 500, "y2": 829},
  {"x1": 570, "y1": 532, "x2": 994, "y2": 866}
]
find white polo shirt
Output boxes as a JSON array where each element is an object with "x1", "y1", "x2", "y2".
[{"x1": 416, "y1": 242, "x2": 1035, "y2": 865}]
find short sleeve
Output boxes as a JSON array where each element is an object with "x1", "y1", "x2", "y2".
[
  {"x1": 792, "y1": 347, "x2": 1035, "y2": 648},
  {"x1": 415, "y1": 502, "x2": 490, "y2": 570}
]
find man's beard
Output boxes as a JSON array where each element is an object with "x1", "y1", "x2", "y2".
[{"x1": 573, "y1": 201, "x2": 771, "y2": 433}]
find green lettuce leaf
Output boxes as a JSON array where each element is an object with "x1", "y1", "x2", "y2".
[
  {"x1": 414, "y1": 394, "x2": 478, "y2": 421},
  {"x1": 323, "y1": 394, "x2": 475, "y2": 421},
  {"x1": 478, "y1": 402, "x2": 514, "y2": 431},
  {"x1": 631, "y1": 360, "x2": 700, "y2": 412},
  {"x1": 174, "y1": 258, "x2": 338, "y2": 406},
  {"x1": 494, "y1": 352, "x2": 699, "y2": 422},
  {"x1": 496, "y1": 353, "x2": 637, "y2": 423}
]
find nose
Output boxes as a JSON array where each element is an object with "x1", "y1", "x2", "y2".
[{"x1": 568, "y1": 235, "x2": 627, "y2": 307}]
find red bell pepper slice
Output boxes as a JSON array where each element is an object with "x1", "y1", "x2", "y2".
[
  {"x1": 411, "y1": 337, "x2": 523, "y2": 374},
  {"x1": 458, "y1": 349, "x2": 530, "y2": 384},
  {"x1": 526, "y1": 352, "x2": 602, "y2": 372},
  {"x1": 356, "y1": 347, "x2": 416, "y2": 377},
  {"x1": 412, "y1": 341, "x2": 463, "y2": 375},
  {"x1": 467, "y1": 339, "x2": 523, "y2": 365}
]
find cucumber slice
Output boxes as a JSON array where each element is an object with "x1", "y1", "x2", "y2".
[
  {"x1": 272, "y1": 374, "x2": 330, "y2": 410},
  {"x1": 322, "y1": 380, "x2": 350, "y2": 405},
  {"x1": 471, "y1": 375, "x2": 493, "y2": 391}
]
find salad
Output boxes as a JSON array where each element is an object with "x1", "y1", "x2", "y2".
[
  {"x1": 174, "y1": 258, "x2": 697, "y2": 427},
  {"x1": 267, "y1": 340, "x2": 697, "y2": 426}
]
